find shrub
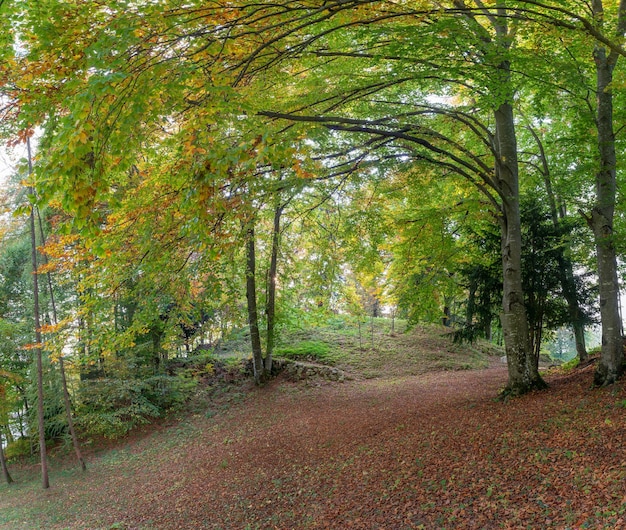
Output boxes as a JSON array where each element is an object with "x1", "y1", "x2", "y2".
[
  {"x1": 561, "y1": 357, "x2": 580, "y2": 371},
  {"x1": 4, "y1": 437, "x2": 31, "y2": 460},
  {"x1": 76, "y1": 374, "x2": 197, "y2": 439},
  {"x1": 275, "y1": 341, "x2": 336, "y2": 364}
]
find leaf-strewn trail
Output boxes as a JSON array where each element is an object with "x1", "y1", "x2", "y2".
[{"x1": 2, "y1": 362, "x2": 625, "y2": 529}]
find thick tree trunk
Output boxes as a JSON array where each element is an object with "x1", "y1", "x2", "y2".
[
  {"x1": 245, "y1": 223, "x2": 266, "y2": 385},
  {"x1": 495, "y1": 101, "x2": 546, "y2": 395},
  {"x1": 591, "y1": 41, "x2": 624, "y2": 385},
  {"x1": 0, "y1": 432, "x2": 13, "y2": 484}
]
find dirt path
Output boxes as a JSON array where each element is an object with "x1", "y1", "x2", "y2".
[{"x1": 6, "y1": 362, "x2": 626, "y2": 529}]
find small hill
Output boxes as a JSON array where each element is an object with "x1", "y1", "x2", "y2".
[{"x1": 265, "y1": 319, "x2": 502, "y2": 380}]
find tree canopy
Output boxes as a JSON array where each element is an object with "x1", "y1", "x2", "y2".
[{"x1": 1, "y1": 0, "x2": 626, "y2": 486}]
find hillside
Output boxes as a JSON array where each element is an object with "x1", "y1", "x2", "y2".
[{"x1": 1, "y1": 323, "x2": 624, "y2": 529}]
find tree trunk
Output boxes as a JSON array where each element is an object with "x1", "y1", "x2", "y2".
[
  {"x1": 27, "y1": 138, "x2": 49, "y2": 489},
  {"x1": 528, "y1": 126, "x2": 588, "y2": 361},
  {"x1": 483, "y1": 313, "x2": 492, "y2": 342},
  {"x1": 591, "y1": 34, "x2": 624, "y2": 385},
  {"x1": 495, "y1": 100, "x2": 546, "y2": 395},
  {"x1": 466, "y1": 276, "x2": 477, "y2": 329},
  {"x1": 0, "y1": 432, "x2": 13, "y2": 484},
  {"x1": 488, "y1": 5, "x2": 546, "y2": 394},
  {"x1": 245, "y1": 223, "x2": 266, "y2": 385},
  {"x1": 265, "y1": 204, "x2": 283, "y2": 375},
  {"x1": 30, "y1": 210, "x2": 49, "y2": 489},
  {"x1": 442, "y1": 305, "x2": 451, "y2": 327},
  {"x1": 558, "y1": 254, "x2": 588, "y2": 362},
  {"x1": 3, "y1": 423, "x2": 14, "y2": 444}
]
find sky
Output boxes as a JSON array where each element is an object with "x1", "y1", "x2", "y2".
[
  {"x1": 0, "y1": 137, "x2": 34, "y2": 186},
  {"x1": 0, "y1": 143, "x2": 19, "y2": 184}
]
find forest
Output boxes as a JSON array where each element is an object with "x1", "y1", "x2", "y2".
[{"x1": 0, "y1": 0, "x2": 625, "y2": 510}]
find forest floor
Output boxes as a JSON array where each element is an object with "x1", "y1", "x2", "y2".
[{"x1": 1, "y1": 325, "x2": 625, "y2": 529}]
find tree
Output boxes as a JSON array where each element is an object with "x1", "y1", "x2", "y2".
[
  {"x1": 523, "y1": 125, "x2": 590, "y2": 362},
  {"x1": 586, "y1": 0, "x2": 626, "y2": 385},
  {"x1": 35, "y1": 210, "x2": 86, "y2": 471},
  {"x1": 518, "y1": 0, "x2": 626, "y2": 382},
  {"x1": 27, "y1": 138, "x2": 49, "y2": 489}
]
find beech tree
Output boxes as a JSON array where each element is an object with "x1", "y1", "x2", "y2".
[
  {"x1": 514, "y1": 0, "x2": 626, "y2": 382},
  {"x1": 586, "y1": 0, "x2": 626, "y2": 385}
]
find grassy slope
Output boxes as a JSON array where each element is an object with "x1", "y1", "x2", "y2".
[{"x1": 274, "y1": 318, "x2": 500, "y2": 378}]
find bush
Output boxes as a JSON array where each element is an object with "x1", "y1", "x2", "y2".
[
  {"x1": 275, "y1": 341, "x2": 336, "y2": 364},
  {"x1": 4, "y1": 437, "x2": 31, "y2": 460},
  {"x1": 561, "y1": 357, "x2": 580, "y2": 371},
  {"x1": 76, "y1": 374, "x2": 197, "y2": 439}
]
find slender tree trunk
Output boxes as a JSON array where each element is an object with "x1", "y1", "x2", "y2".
[
  {"x1": 558, "y1": 255, "x2": 588, "y2": 362},
  {"x1": 442, "y1": 305, "x2": 451, "y2": 327},
  {"x1": 591, "y1": 39, "x2": 624, "y2": 385},
  {"x1": 36, "y1": 211, "x2": 86, "y2": 471},
  {"x1": 466, "y1": 276, "x2": 477, "y2": 328},
  {"x1": 483, "y1": 316, "x2": 492, "y2": 342},
  {"x1": 27, "y1": 138, "x2": 49, "y2": 489},
  {"x1": 245, "y1": 223, "x2": 266, "y2": 385},
  {"x1": 358, "y1": 318, "x2": 363, "y2": 350},
  {"x1": 0, "y1": 432, "x2": 13, "y2": 484},
  {"x1": 265, "y1": 204, "x2": 283, "y2": 375}
]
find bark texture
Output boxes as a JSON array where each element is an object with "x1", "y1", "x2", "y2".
[
  {"x1": 495, "y1": 99, "x2": 546, "y2": 395},
  {"x1": 245, "y1": 223, "x2": 267, "y2": 385},
  {"x1": 0, "y1": 433, "x2": 13, "y2": 484},
  {"x1": 591, "y1": 10, "x2": 625, "y2": 385},
  {"x1": 492, "y1": 2, "x2": 546, "y2": 392}
]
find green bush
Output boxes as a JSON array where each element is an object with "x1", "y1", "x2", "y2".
[
  {"x1": 76, "y1": 374, "x2": 197, "y2": 439},
  {"x1": 275, "y1": 341, "x2": 336, "y2": 364},
  {"x1": 4, "y1": 437, "x2": 31, "y2": 460},
  {"x1": 561, "y1": 357, "x2": 580, "y2": 371}
]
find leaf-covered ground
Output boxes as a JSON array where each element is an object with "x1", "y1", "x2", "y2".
[{"x1": 1, "y1": 331, "x2": 625, "y2": 529}]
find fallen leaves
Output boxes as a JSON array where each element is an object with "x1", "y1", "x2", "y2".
[{"x1": 1, "y1": 363, "x2": 625, "y2": 529}]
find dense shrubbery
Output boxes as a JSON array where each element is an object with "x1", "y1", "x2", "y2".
[{"x1": 76, "y1": 374, "x2": 198, "y2": 439}]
